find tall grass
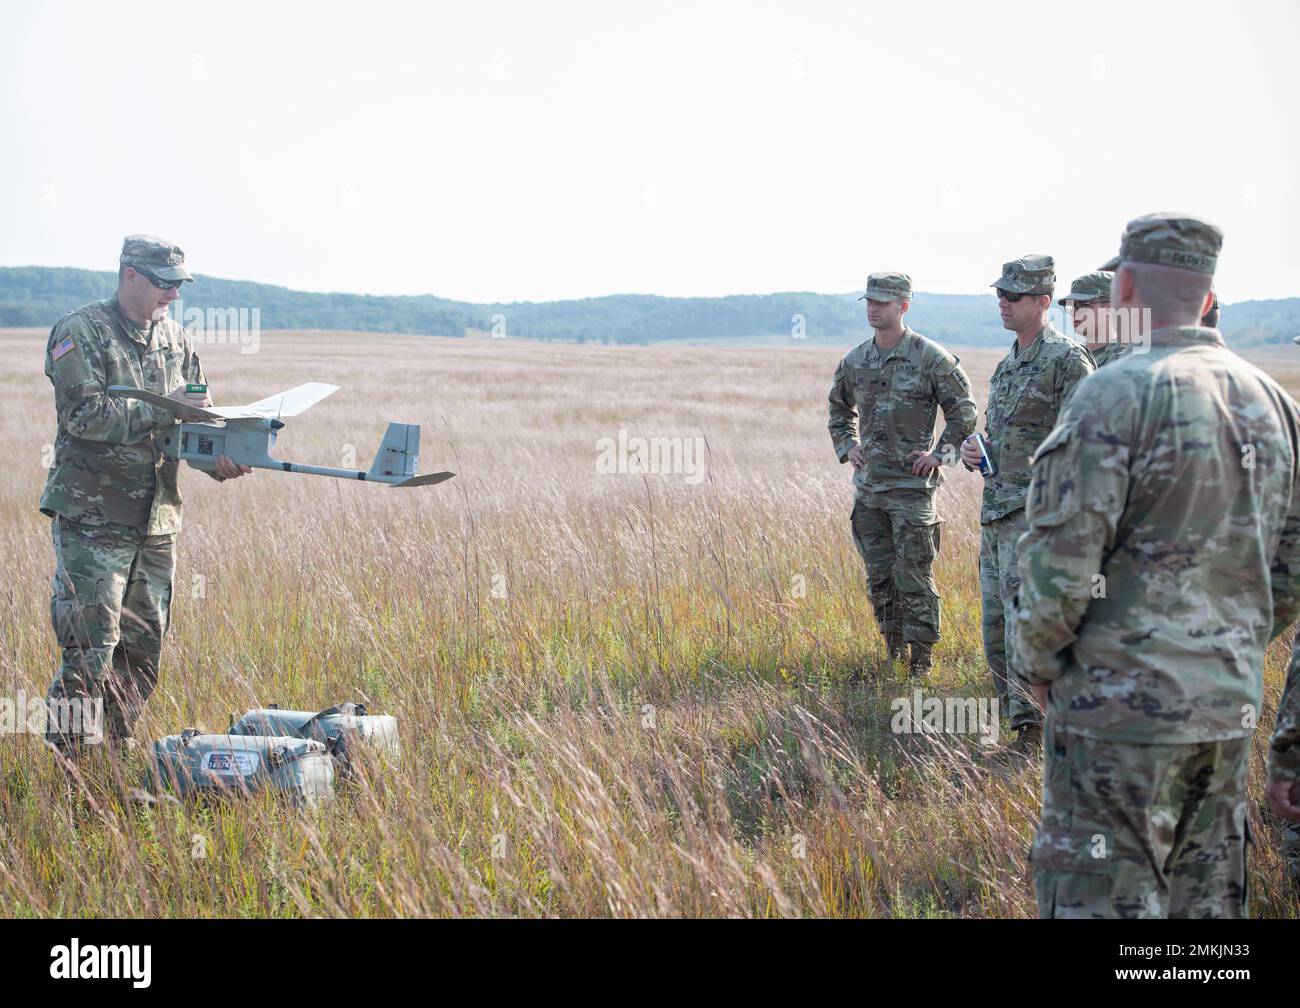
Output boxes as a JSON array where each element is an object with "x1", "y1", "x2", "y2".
[{"x1": 0, "y1": 328, "x2": 1294, "y2": 917}]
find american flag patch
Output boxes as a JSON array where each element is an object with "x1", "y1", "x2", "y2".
[{"x1": 52, "y1": 335, "x2": 76, "y2": 361}]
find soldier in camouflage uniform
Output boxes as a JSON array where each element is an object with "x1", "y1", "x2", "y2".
[
  {"x1": 41, "y1": 235, "x2": 250, "y2": 757},
  {"x1": 1279, "y1": 328, "x2": 1300, "y2": 890},
  {"x1": 1013, "y1": 214, "x2": 1300, "y2": 918},
  {"x1": 829, "y1": 272, "x2": 976, "y2": 675},
  {"x1": 1058, "y1": 271, "x2": 1125, "y2": 369},
  {"x1": 959, "y1": 256, "x2": 1093, "y2": 751},
  {"x1": 1272, "y1": 647, "x2": 1300, "y2": 890}
]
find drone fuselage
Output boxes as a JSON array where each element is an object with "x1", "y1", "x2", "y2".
[
  {"x1": 158, "y1": 417, "x2": 451, "y2": 486},
  {"x1": 161, "y1": 418, "x2": 282, "y2": 473}
]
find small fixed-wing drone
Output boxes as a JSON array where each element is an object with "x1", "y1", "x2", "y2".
[{"x1": 108, "y1": 383, "x2": 455, "y2": 488}]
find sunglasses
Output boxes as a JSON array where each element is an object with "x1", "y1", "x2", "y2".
[
  {"x1": 995, "y1": 289, "x2": 1038, "y2": 303},
  {"x1": 132, "y1": 266, "x2": 184, "y2": 291}
]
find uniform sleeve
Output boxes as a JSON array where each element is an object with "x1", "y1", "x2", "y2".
[
  {"x1": 933, "y1": 359, "x2": 977, "y2": 463},
  {"x1": 828, "y1": 356, "x2": 858, "y2": 463},
  {"x1": 1270, "y1": 645, "x2": 1300, "y2": 782},
  {"x1": 46, "y1": 315, "x2": 170, "y2": 445},
  {"x1": 1011, "y1": 396, "x2": 1131, "y2": 686},
  {"x1": 1054, "y1": 348, "x2": 1095, "y2": 408}
]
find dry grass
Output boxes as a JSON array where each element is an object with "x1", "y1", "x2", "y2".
[{"x1": 0, "y1": 327, "x2": 1295, "y2": 918}]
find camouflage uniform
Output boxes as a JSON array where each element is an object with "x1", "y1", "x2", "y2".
[
  {"x1": 829, "y1": 272, "x2": 977, "y2": 672},
  {"x1": 1273, "y1": 648, "x2": 1300, "y2": 886},
  {"x1": 977, "y1": 256, "x2": 1094, "y2": 730},
  {"x1": 1280, "y1": 320, "x2": 1300, "y2": 887},
  {"x1": 1013, "y1": 214, "x2": 1300, "y2": 918},
  {"x1": 41, "y1": 235, "x2": 213, "y2": 750},
  {"x1": 1085, "y1": 341, "x2": 1127, "y2": 370}
]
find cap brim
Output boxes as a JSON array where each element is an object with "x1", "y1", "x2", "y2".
[
  {"x1": 1059, "y1": 293, "x2": 1102, "y2": 306},
  {"x1": 1098, "y1": 254, "x2": 1121, "y2": 271},
  {"x1": 151, "y1": 265, "x2": 194, "y2": 282}
]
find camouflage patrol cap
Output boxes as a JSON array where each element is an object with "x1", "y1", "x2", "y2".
[
  {"x1": 120, "y1": 234, "x2": 193, "y2": 282},
  {"x1": 1099, "y1": 213, "x2": 1222, "y2": 275},
  {"x1": 1057, "y1": 271, "x2": 1114, "y2": 306},
  {"x1": 857, "y1": 272, "x2": 913, "y2": 302},
  {"x1": 990, "y1": 254, "x2": 1055, "y2": 295}
]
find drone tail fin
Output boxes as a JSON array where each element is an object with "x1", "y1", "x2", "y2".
[{"x1": 367, "y1": 422, "x2": 421, "y2": 482}]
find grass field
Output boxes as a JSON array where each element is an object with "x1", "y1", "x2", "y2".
[{"x1": 0, "y1": 326, "x2": 1296, "y2": 918}]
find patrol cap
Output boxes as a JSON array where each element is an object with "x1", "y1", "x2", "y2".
[
  {"x1": 990, "y1": 254, "x2": 1055, "y2": 295},
  {"x1": 857, "y1": 272, "x2": 913, "y2": 302},
  {"x1": 120, "y1": 234, "x2": 194, "y2": 282},
  {"x1": 1099, "y1": 213, "x2": 1222, "y2": 275},
  {"x1": 1057, "y1": 271, "x2": 1114, "y2": 306}
]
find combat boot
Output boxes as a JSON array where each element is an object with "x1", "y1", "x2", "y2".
[
  {"x1": 885, "y1": 633, "x2": 907, "y2": 665},
  {"x1": 1010, "y1": 722, "x2": 1043, "y2": 757},
  {"x1": 908, "y1": 641, "x2": 933, "y2": 678}
]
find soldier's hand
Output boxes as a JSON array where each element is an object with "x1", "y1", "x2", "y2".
[
  {"x1": 214, "y1": 454, "x2": 252, "y2": 480},
  {"x1": 847, "y1": 445, "x2": 866, "y2": 471},
  {"x1": 959, "y1": 436, "x2": 983, "y2": 471},
  {"x1": 1266, "y1": 775, "x2": 1300, "y2": 823},
  {"x1": 907, "y1": 450, "x2": 942, "y2": 477},
  {"x1": 167, "y1": 386, "x2": 211, "y2": 422}
]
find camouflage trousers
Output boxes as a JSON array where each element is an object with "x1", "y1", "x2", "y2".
[
  {"x1": 850, "y1": 488, "x2": 942, "y2": 647},
  {"x1": 46, "y1": 516, "x2": 175, "y2": 750},
  {"x1": 978, "y1": 509, "x2": 1038, "y2": 729},
  {"x1": 1033, "y1": 720, "x2": 1250, "y2": 918}
]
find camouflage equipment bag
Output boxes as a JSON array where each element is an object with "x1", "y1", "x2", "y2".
[
  {"x1": 227, "y1": 702, "x2": 399, "y2": 778},
  {"x1": 144, "y1": 730, "x2": 335, "y2": 806},
  {"x1": 143, "y1": 702, "x2": 397, "y2": 804}
]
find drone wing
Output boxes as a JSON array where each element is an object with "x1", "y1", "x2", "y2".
[
  {"x1": 110, "y1": 383, "x2": 341, "y2": 421},
  {"x1": 239, "y1": 383, "x2": 340, "y2": 418},
  {"x1": 107, "y1": 386, "x2": 226, "y2": 420}
]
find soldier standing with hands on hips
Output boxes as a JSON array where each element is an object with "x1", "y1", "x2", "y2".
[
  {"x1": 40, "y1": 235, "x2": 251, "y2": 767},
  {"x1": 829, "y1": 272, "x2": 976, "y2": 676},
  {"x1": 959, "y1": 255, "x2": 1094, "y2": 753}
]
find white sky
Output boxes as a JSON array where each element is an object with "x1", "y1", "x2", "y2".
[{"x1": 1, "y1": 0, "x2": 1296, "y2": 303}]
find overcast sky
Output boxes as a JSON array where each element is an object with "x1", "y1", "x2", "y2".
[{"x1": 2, "y1": 0, "x2": 1296, "y2": 303}]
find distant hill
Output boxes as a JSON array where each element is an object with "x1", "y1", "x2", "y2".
[{"x1": 2, "y1": 266, "x2": 1296, "y2": 349}]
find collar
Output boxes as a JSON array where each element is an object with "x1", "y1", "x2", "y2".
[
  {"x1": 1146, "y1": 325, "x2": 1226, "y2": 349},
  {"x1": 1010, "y1": 323, "x2": 1052, "y2": 365},
  {"x1": 111, "y1": 296, "x2": 153, "y2": 345},
  {"x1": 871, "y1": 324, "x2": 913, "y2": 363}
]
